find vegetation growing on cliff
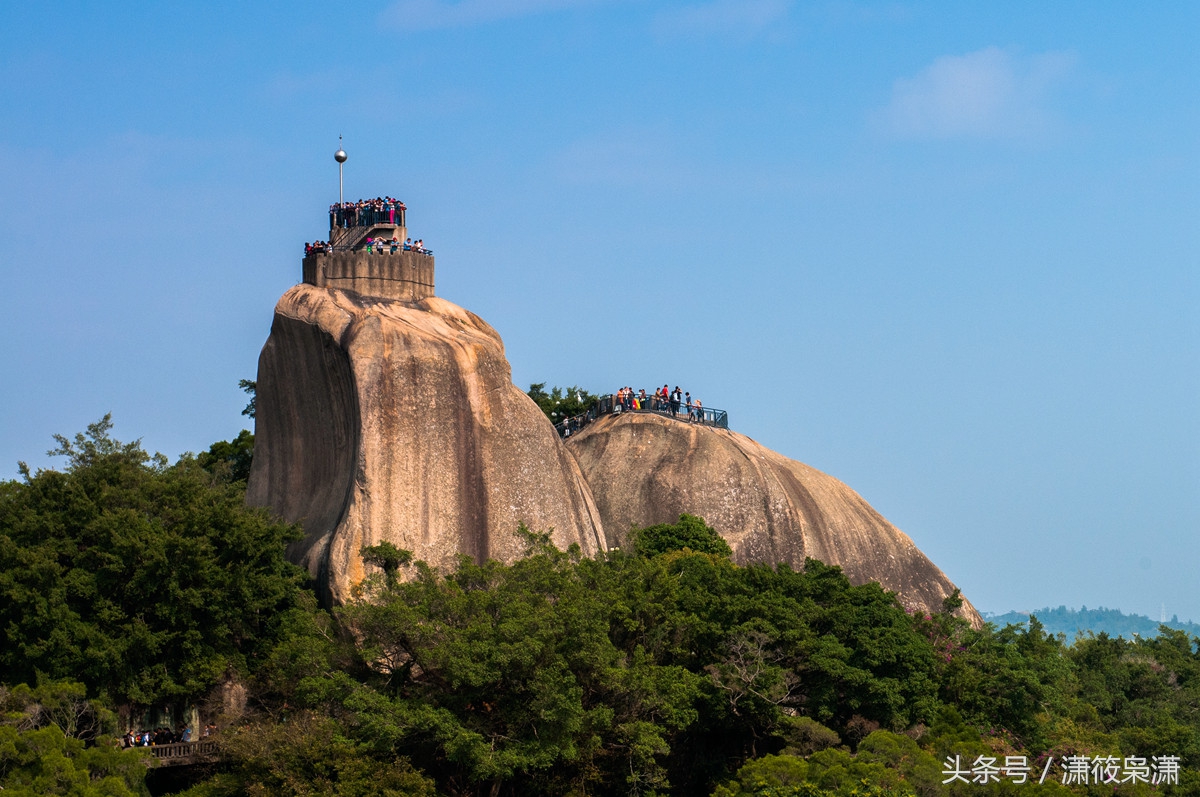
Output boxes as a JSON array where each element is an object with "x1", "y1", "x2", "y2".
[
  {"x1": 527, "y1": 382, "x2": 600, "y2": 422},
  {"x1": 1, "y1": 420, "x2": 1199, "y2": 796}
]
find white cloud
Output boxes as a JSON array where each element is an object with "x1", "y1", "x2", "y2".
[
  {"x1": 380, "y1": 0, "x2": 601, "y2": 30},
  {"x1": 878, "y1": 46, "x2": 1076, "y2": 140},
  {"x1": 652, "y1": 0, "x2": 791, "y2": 39}
]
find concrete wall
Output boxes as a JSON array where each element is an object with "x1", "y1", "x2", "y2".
[{"x1": 303, "y1": 250, "x2": 435, "y2": 301}]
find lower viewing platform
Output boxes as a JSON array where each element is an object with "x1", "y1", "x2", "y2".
[{"x1": 555, "y1": 394, "x2": 729, "y2": 438}]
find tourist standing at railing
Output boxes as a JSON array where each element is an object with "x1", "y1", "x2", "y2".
[
  {"x1": 670, "y1": 387, "x2": 681, "y2": 417},
  {"x1": 694, "y1": 398, "x2": 702, "y2": 423}
]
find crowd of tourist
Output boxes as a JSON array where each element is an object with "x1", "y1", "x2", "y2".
[
  {"x1": 557, "y1": 385, "x2": 713, "y2": 439},
  {"x1": 365, "y1": 236, "x2": 428, "y2": 254},
  {"x1": 302, "y1": 237, "x2": 431, "y2": 256},
  {"x1": 614, "y1": 385, "x2": 705, "y2": 422},
  {"x1": 303, "y1": 195, "x2": 432, "y2": 256},
  {"x1": 330, "y1": 197, "x2": 406, "y2": 229},
  {"x1": 121, "y1": 723, "x2": 217, "y2": 748}
]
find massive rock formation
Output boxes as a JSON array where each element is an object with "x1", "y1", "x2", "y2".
[
  {"x1": 247, "y1": 255, "x2": 976, "y2": 623},
  {"x1": 246, "y1": 284, "x2": 606, "y2": 604},
  {"x1": 565, "y1": 413, "x2": 980, "y2": 625}
]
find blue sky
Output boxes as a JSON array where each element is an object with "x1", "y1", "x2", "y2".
[{"x1": 1, "y1": 1, "x2": 1196, "y2": 622}]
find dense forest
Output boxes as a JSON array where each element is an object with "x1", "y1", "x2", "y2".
[{"x1": 1, "y1": 417, "x2": 1197, "y2": 796}]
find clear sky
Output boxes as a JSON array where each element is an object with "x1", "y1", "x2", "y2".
[{"x1": 1, "y1": 1, "x2": 1196, "y2": 622}]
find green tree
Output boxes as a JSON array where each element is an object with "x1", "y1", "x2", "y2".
[
  {"x1": 0, "y1": 681, "x2": 149, "y2": 796},
  {"x1": 526, "y1": 383, "x2": 599, "y2": 423},
  {"x1": 633, "y1": 514, "x2": 733, "y2": 558},
  {"x1": 239, "y1": 378, "x2": 256, "y2": 419},
  {"x1": 179, "y1": 712, "x2": 435, "y2": 797},
  {"x1": 712, "y1": 748, "x2": 916, "y2": 797},
  {"x1": 340, "y1": 538, "x2": 708, "y2": 795},
  {"x1": 932, "y1": 616, "x2": 1069, "y2": 749},
  {"x1": 0, "y1": 416, "x2": 306, "y2": 709},
  {"x1": 196, "y1": 429, "x2": 254, "y2": 483},
  {"x1": 0, "y1": 724, "x2": 150, "y2": 796},
  {"x1": 360, "y1": 541, "x2": 414, "y2": 588},
  {"x1": 1, "y1": 680, "x2": 114, "y2": 741}
]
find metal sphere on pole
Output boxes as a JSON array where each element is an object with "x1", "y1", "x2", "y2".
[{"x1": 334, "y1": 135, "x2": 347, "y2": 208}]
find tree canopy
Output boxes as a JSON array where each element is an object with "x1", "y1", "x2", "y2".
[
  {"x1": 633, "y1": 513, "x2": 734, "y2": 558},
  {"x1": 526, "y1": 383, "x2": 600, "y2": 422},
  {"x1": 2, "y1": 419, "x2": 1199, "y2": 796},
  {"x1": 0, "y1": 416, "x2": 305, "y2": 708}
]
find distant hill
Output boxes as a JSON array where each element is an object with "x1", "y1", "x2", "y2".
[{"x1": 982, "y1": 605, "x2": 1200, "y2": 640}]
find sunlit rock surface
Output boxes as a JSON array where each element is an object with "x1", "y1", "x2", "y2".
[
  {"x1": 247, "y1": 283, "x2": 977, "y2": 624},
  {"x1": 564, "y1": 412, "x2": 981, "y2": 626},
  {"x1": 246, "y1": 284, "x2": 606, "y2": 604}
]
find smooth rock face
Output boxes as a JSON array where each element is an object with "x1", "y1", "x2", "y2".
[
  {"x1": 247, "y1": 284, "x2": 606, "y2": 604},
  {"x1": 565, "y1": 413, "x2": 981, "y2": 625}
]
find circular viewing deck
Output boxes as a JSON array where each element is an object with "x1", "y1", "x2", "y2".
[{"x1": 304, "y1": 200, "x2": 435, "y2": 302}]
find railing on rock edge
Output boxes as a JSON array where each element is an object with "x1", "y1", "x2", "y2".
[
  {"x1": 554, "y1": 394, "x2": 728, "y2": 438},
  {"x1": 147, "y1": 740, "x2": 218, "y2": 765}
]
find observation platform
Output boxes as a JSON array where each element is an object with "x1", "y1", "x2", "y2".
[
  {"x1": 142, "y1": 740, "x2": 218, "y2": 768},
  {"x1": 303, "y1": 204, "x2": 434, "y2": 302},
  {"x1": 555, "y1": 394, "x2": 729, "y2": 438}
]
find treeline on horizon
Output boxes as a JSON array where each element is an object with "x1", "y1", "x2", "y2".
[
  {"x1": 984, "y1": 607, "x2": 1200, "y2": 642},
  {"x1": 1, "y1": 417, "x2": 1198, "y2": 796}
]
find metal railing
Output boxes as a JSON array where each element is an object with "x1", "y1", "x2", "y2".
[
  {"x1": 554, "y1": 394, "x2": 728, "y2": 438},
  {"x1": 330, "y1": 207, "x2": 407, "y2": 229},
  {"x1": 147, "y1": 740, "x2": 218, "y2": 763},
  {"x1": 306, "y1": 241, "x2": 434, "y2": 256}
]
